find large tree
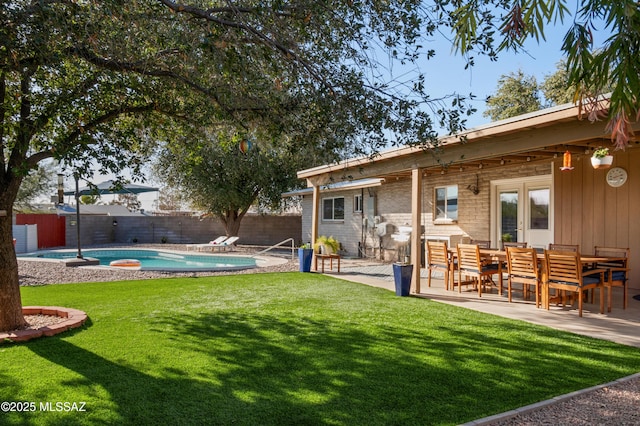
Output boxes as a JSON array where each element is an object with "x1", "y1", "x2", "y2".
[
  {"x1": 155, "y1": 129, "x2": 320, "y2": 237},
  {"x1": 2, "y1": 1, "x2": 639, "y2": 332},
  {"x1": 1, "y1": 0, "x2": 473, "y2": 331}
]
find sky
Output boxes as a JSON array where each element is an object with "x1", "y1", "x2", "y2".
[{"x1": 415, "y1": 19, "x2": 602, "y2": 130}]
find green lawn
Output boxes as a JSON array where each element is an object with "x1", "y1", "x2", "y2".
[{"x1": 2, "y1": 272, "x2": 639, "y2": 425}]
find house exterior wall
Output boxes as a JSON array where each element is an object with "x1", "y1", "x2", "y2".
[
  {"x1": 554, "y1": 148, "x2": 638, "y2": 289},
  {"x1": 301, "y1": 188, "x2": 371, "y2": 255},
  {"x1": 303, "y1": 161, "x2": 551, "y2": 260}
]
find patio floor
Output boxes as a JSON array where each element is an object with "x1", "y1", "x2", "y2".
[{"x1": 327, "y1": 258, "x2": 640, "y2": 348}]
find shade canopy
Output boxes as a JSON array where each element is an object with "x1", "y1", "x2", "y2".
[{"x1": 64, "y1": 179, "x2": 158, "y2": 196}]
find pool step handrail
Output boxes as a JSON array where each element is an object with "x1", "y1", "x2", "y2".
[{"x1": 254, "y1": 238, "x2": 296, "y2": 259}]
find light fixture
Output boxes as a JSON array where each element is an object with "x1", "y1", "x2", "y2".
[
  {"x1": 560, "y1": 150, "x2": 574, "y2": 171},
  {"x1": 466, "y1": 174, "x2": 480, "y2": 195},
  {"x1": 526, "y1": 156, "x2": 531, "y2": 162},
  {"x1": 57, "y1": 173, "x2": 64, "y2": 205}
]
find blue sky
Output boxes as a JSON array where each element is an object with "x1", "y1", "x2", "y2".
[
  {"x1": 429, "y1": 9, "x2": 613, "y2": 132},
  {"x1": 417, "y1": 23, "x2": 586, "y2": 130}
]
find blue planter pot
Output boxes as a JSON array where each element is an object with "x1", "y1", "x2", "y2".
[
  {"x1": 298, "y1": 248, "x2": 313, "y2": 272},
  {"x1": 393, "y1": 263, "x2": 413, "y2": 296}
]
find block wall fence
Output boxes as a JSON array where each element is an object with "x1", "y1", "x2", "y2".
[{"x1": 16, "y1": 214, "x2": 301, "y2": 249}]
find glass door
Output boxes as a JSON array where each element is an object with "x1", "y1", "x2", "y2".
[
  {"x1": 524, "y1": 185, "x2": 551, "y2": 251},
  {"x1": 492, "y1": 176, "x2": 553, "y2": 250},
  {"x1": 499, "y1": 189, "x2": 520, "y2": 244}
]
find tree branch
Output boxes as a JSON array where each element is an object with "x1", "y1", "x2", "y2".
[
  {"x1": 69, "y1": 45, "x2": 238, "y2": 114},
  {"x1": 156, "y1": 0, "x2": 327, "y2": 86},
  {"x1": 63, "y1": 104, "x2": 157, "y2": 147},
  {"x1": 25, "y1": 103, "x2": 157, "y2": 170}
]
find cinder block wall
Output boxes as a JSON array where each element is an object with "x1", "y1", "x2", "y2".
[{"x1": 64, "y1": 214, "x2": 301, "y2": 248}]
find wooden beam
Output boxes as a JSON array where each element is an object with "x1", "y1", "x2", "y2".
[
  {"x1": 303, "y1": 118, "x2": 615, "y2": 183},
  {"x1": 411, "y1": 168, "x2": 422, "y2": 294},
  {"x1": 311, "y1": 184, "x2": 320, "y2": 271}
]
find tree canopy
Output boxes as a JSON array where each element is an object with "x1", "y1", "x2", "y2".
[
  {"x1": 154, "y1": 128, "x2": 322, "y2": 236},
  {"x1": 2, "y1": 0, "x2": 474, "y2": 331},
  {"x1": 1, "y1": 0, "x2": 639, "y2": 332},
  {"x1": 483, "y1": 70, "x2": 542, "y2": 121},
  {"x1": 446, "y1": 0, "x2": 640, "y2": 150}
]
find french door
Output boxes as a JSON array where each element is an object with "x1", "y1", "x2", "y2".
[{"x1": 492, "y1": 176, "x2": 553, "y2": 251}]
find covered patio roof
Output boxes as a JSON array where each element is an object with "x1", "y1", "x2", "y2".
[{"x1": 298, "y1": 99, "x2": 640, "y2": 290}]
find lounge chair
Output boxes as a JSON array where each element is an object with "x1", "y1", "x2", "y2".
[
  {"x1": 186, "y1": 236, "x2": 229, "y2": 252},
  {"x1": 212, "y1": 236, "x2": 239, "y2": 252}
]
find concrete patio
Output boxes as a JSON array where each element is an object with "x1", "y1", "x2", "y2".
[{"x1": 326, "y1": 258, "x2": 640, "y2": 348}]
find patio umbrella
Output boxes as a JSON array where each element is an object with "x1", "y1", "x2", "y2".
[
  {"x1": 62, "y1": 179, "x2": 158, "y2": 260},
  {"x1": 64, "y1": 180, "x2": 158, "y2": 196}
]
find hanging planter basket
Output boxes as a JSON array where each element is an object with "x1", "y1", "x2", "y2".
[{"x1": 591, "y1": 155, "x2": 613, "y2": 169}]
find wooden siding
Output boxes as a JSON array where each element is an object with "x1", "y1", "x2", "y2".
[{"x1": 554, "y1": 148, "x2": 638, "y2": 288}]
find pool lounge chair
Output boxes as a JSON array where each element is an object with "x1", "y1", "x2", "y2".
[
  {"x1": 211, "y1": 236, "x2": 239, "y2": 252},
  {"x1": 186, "y1": 236, "x2": 228, "y2": 252}
]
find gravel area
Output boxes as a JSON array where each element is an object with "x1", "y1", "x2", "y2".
[
  {"x1": 15, "y1": 244, "x2": 640, "y2": 425},
  {"x1": 483, "y1": 374, "x2": 640, "y2": 426}
]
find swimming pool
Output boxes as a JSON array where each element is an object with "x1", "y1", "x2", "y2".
[{"x1": 20, "y1": 249, "x2": 259, "y2": 272}]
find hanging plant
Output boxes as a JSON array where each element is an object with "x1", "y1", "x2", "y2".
[{"x1": 591, "y1": 147, "x2": 613, "y2": 169}]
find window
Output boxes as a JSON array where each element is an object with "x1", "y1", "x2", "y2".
[
  {"x1": 435, "y1": 185, "x2": 458, "y2": 221},
  {"x1": 322, "y1": 197, "x2": 345, "y2": 221},
  {"x1": 354, "y1": 194, "x2": 363, "y2": 213},
  {"x1": 528, "y1": 188, "x2": 549, "y2": 230}
]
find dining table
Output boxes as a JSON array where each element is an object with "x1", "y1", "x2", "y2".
[{"x1": 478, "y1": 249, "x2": 626, "y2": 309}]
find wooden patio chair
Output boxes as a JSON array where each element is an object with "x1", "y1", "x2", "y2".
[
  {"x1": 548, "y1": 243, "x2": 579, "y2": 252},
  {"x1": 544, "y1": 249, "x2": 605, "y2": 317},
  {"x1": 502, "y1": 241, "x2": 528, "y2": 249},
  {"x1": 457, "y1": 243, "x2": 503, "y2": 297},
  {"x1": 594, "y1": 246, "x2": 630, "y2": 312},
  {"x1": 505, "y1": 247, "x2": 540, "y2": 307},
  {"x1": 426, "y1": 240, "x2": 454, "y2": 290},
  {"x1": 470, "y1": 239, "x2": 491, "y2": 249}
]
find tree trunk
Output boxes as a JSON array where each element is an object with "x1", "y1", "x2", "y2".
[
  {"x1": 221, "y1": 209, "x2": 246, "y2": 237},
  {"x1": 0, "y1": 207, "x2": 27, "y2": 332}
]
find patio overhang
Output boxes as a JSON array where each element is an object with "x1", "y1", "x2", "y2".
[
  {"x1": 298, "y1": 99, "x2": 640, "y2": 293},
  {"x1": 282, "y1": 178, "x2": 384, "y2": 197}
]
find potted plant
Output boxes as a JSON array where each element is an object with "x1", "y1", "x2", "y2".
[
  {"x1": 314, "y1": 236, "x2": 340, "y2": 255},
  {"x1": 298, "y1": 242, "x2": 313, "y2": 272},
  {"x1": 591, "y1": 147, "x2": 613, "y2": 169}
]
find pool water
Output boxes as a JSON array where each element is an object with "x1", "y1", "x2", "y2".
[{"x1": 21, "y1": 249, "x2": 257, "y2": 272}]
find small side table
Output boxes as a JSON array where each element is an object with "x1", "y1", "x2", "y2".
[{"x1": 315, "y1": 254, "x2": 341, "y2": 273}]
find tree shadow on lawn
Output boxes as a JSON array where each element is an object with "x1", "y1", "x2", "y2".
[
  {"x1": 147, "y1": 310, "x2": 639, "y2": 424},
  {"x1": 21, "y1": 310, "x2": 640, "y2": 426}
]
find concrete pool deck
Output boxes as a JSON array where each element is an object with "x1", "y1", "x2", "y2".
[{"x1": 327, "y1": 257, "x2": 640, "y2": 348}]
